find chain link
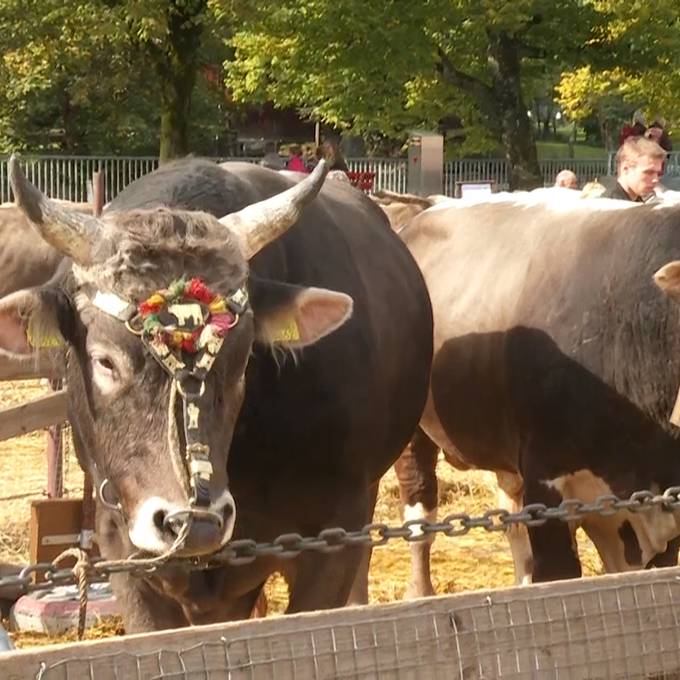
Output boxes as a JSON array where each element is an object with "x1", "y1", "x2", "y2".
[{"x1": 3, "y1": 485, "x2": 680, "y2": 595}]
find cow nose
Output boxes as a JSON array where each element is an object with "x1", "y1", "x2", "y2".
[{"x1": 163, "y1": 508, "x2": 226, "y2": 556}]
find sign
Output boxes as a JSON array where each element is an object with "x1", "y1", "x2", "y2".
[{"x1": 459, "y1": 181, "x2": 494, "y2": 199}]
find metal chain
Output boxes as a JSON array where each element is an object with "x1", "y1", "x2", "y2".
[{"x1": 3, "y1": 485, "x2": 680, "y2": 596}]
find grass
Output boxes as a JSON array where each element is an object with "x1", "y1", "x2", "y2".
[{"x1": 536, "y1": 141, "x2": 608, "y2": 160}]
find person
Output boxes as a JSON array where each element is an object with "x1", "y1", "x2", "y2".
[
  {"x1": 580, "y1": 180, "x2": 607, "y2": 199},
  {"x1": 260, "y1": 141, "x2": 285, "y2": 170},
  {"x1": 322, "y1": 139, "x2": 349, "y2": 172},
  {"x1": 554, "y1": 169, "x2": 578, "y2": 189},
  {"x1": 618, "y1": 110, "x2": 647, "y2": 147},
  {"x1": 645, "y1": 119, "x2": 672, "y2": 153},
  {"x1": 306, "y1": 145, "x2": 324, "y2": 172},
  {"x1": 602, "y1": 136, "x2": 666, "y2": 202},
  {"x1": 285, "y1": 144, "x2": 309, "y2": 173}
]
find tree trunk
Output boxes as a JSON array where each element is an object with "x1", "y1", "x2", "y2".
[
  {"x1": 488, "y1": 33, "x2": 542, "y2": 190},
  {"x1": 156, "y1": 0, "x2": 207, "y2": 163},
  {"x1": 60, "y1": 92, "x2": 77, "y2": 152}
]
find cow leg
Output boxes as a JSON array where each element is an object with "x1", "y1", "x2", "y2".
[
  {"x1": 286, "y1": 545, "x2": 365, "y2": 613},
  {"x1": 579, "y1": 514, "x2": 641, "y2": 572},
  {"x1": 524, "y1": 477, "x2": 581, "y2": 581},
  {"x1": 647, "y1": 536, "x2": 680, "y2": 568},
  {"x1": 346, "y1": 480, "x2": 380, "y2": 606},
  {"x1": 286, "y1": 490, "x2": 371, "y2": 613},
  {"x1": 496, "y1": 471, "x2": 533, "y2": 585},
  {"x1": 394, "y1": 427, "x2": 438, "y2": 599}
]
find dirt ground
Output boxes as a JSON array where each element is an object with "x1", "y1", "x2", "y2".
[{"x1": 0, "y1": 379, "x2": 604, "y2": 649}]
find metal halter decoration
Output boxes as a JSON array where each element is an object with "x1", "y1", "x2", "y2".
[{"x1": 92, "y1": 277, "x2": 249, "y2": 509}]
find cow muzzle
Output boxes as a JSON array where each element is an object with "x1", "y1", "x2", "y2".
[{"x1": 128, "y1": 492, "x2": 236, "y2": 557}]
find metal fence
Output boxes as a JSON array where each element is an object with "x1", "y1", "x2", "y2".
[
  {"x1": 3, "y1": 152, "x2": 680, "y2": 204},
  {"x1": 0, "y1": 155, "x2": 409, "y2": 204}
]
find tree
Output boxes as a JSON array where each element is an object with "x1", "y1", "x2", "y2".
[
  {"x1": 0, "y1": 0, "x2": 234, "y2": 159},
  {"x1": 556, "y1": 1, "x2": 680, "y2": 147},
  {"x1": 0, "y1": 0, "x2": 152, "y2": 154},
  {"x1": 225, "y1": 0, "x2": 600, "y2": 189},
  {"x1": 121, "y1": 0, "x2": 209, "y2": 161}
]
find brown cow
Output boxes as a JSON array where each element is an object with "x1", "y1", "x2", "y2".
[
  {"x1": 0, "y1": 156, "x2": 432, "y2": 632},
  {"x1": 396, "y1": 190, "x2": 680, "y2": 595},
  {"x1": 370, "y1": 190, "x2": 451, "y2": 231},
  {"x1": 0, "y1": 201, "x2": 92, "y2": 296}
]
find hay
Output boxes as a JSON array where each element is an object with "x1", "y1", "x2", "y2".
[{"x1": 0, "y1": 380, "x2": 603, "y2": 649}]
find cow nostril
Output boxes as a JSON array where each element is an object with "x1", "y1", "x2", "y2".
[
  {"x1": 223, "y1": 504, "x2": 234, "y2": 522},
  {"x1": 153, "y1": 510, "x2": 167, "y2": 533}
]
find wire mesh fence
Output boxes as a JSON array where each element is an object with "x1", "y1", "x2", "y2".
[{"x1": 2, "y1": 566, "x2": 677, "y2": 680}]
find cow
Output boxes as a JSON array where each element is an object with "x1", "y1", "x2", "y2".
[
  {"x1": 0, "y1": 200, "x2": 94, "y2": 613},
  {"x1": 370, "y1": 190, "x2": 452, "y2": 231},
  {"x1": 395, "y1": 192, "x2": 680, "y2": 596},
  {"x1": 0, "y1": 156, "x2": 433, "y2": 632},
  {"x1": 0, "y1": 201, "x2": 92, "y2": 297}
]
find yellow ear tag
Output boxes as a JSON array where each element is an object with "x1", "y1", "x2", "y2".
[
  {"x1": 26, "y1": 315, "x2": 64, "y2": 349},
  {"x1": 272, "y1": 317, "x2": 301, "y2": 343}
]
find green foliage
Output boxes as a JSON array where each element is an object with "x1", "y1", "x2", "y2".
[
  {"x1": 556, "y1": 0, "x2": 680, "y2": 144},
  {"x1": 0, "y1": 0, "x2": 232, "y2": 157},
  {"x1": 224, "y1": 0, "x2": 600, "y2": 158},
  {"x1": 1, "y1": 0, "x2": 680, "y2": 160},
  {"x1": 0, "y1": 0, "x2": 143, "y2": 152}
]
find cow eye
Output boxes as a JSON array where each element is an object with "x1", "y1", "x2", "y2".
[
  {"x1": 94, "y1": 356, "x2": 116, "y2": 375},
  {"x1": 90, "y1": 353, "x2": 120, "y2": 393}
]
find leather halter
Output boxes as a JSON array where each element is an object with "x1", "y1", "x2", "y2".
[{"x1": 90, "y1": 278, "x2": 248, "y2": 510}]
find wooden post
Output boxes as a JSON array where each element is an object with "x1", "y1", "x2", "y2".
[
  {"x1": 92, "y1": 169, "x2": 105, "y2": 217},
  {"x1": 80, "y1": 167, "x2": 105, "y2": 547},
  {"x1": 45, "y1": 379, "x2": 63, "y2": 498}
]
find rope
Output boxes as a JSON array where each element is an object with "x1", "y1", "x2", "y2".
[
  {"x1": 91, "y1": 520, "x2": 191, "y2": 581},
  {"x1": 48, "y1": 523, "x2": 191, "y2": 639},
  {"x1": 51, "y1": 548, "x2": 90, "y2": 640},
  {"x1": 167, "y1": 379, "x2": 190, "y2": 496}
]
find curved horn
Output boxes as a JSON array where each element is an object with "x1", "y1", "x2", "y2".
[
  {"x1": 219, "y1": 160, "x2": 329, "y2": 260},
  {"x1": 9, "y1": 154, "x2": 100, "y2": 266}
]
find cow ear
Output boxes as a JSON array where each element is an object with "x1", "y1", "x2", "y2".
[
  {"x1": 251, "y1": 279, "x2": 353, "y2": 348},
  {"x1": 654, "y1": 261, "x2": 680, "y2": 303},
  {"x1": 0, "y1": 288, "x2": 67, "y2": 354}
]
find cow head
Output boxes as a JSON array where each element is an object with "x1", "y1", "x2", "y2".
[
  {"x1": 0, "y1": 156, "x2": 353, "y2": 557},
  {"x1": 655, "y1": 261, "x2": 680, "y2": 426}
]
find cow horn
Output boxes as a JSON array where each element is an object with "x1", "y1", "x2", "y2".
[
  {"x1": 219, "y1": 160, "x2": 328, "y2": 260},
  {"x1": 9, "y1": 154, "x2": 100, "y2": 266}
]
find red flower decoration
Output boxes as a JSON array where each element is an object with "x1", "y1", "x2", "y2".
[
  {"x1": 181, "y1": 337, "x2": 196, "y2": 353},
  {"x1": 186, "y1": 278, "x2": 215, "y2": 304},
  {"x1": 139, "y1": 300, "x2": 163, "y2": 315}
]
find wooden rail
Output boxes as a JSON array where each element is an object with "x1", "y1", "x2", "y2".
[
  {"x1": 1, "y1": 566, "x2": 680, "y2": 679},
  {"x1": 0, "y1": 349, "x2": 64, "y2": 381},
  {"x1": 0, "y1": 391, "x2": 67, "y2": 442}
]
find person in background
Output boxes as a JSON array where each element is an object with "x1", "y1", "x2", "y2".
[
  {"x1": 618, "y1": 110, "x2": 647, "y2": 147},
  {"x1": 306, "y1": 145, "x2": 324, "y2": 172},
  {"x1": 645, "y1": 119, "x2": 672, "y2": 153},
  {"x1": 580, "y1": 180, "x2": 607, "y2": 198},
  {"x1": 603, "y1": 136, "x2": 666, "y2": 202},
  {"x1": 286, "y1": 144, "x2": 309, "y2": 173},
  {"x1": 322, "y1": 139, "x2": 349, "y2": 172},
  {"x1": 554, "y1": 169, "x2": 578, "y2": 189},
  {"x1": 260, "y1": 141, "x2": 285, "y2": 170}
]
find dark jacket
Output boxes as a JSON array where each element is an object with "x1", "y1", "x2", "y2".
[{"x1": 602, "y1": 181, "x2": 643, "y2": 202}]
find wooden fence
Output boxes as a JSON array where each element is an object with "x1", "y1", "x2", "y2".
[
  {"x1": 0, "y1": 351, "x2": 65, "y2": 443},
  {"x1": 2, "y1": 566, "x2": 680, "y2": 679}
]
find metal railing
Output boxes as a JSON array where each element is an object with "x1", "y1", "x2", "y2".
[
  {"x1": 1, "y1": 483, "x2": 679, "y2": 596},
  {"x1": 4, "y1": 152, "x2": 680, "y2": 204}
]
